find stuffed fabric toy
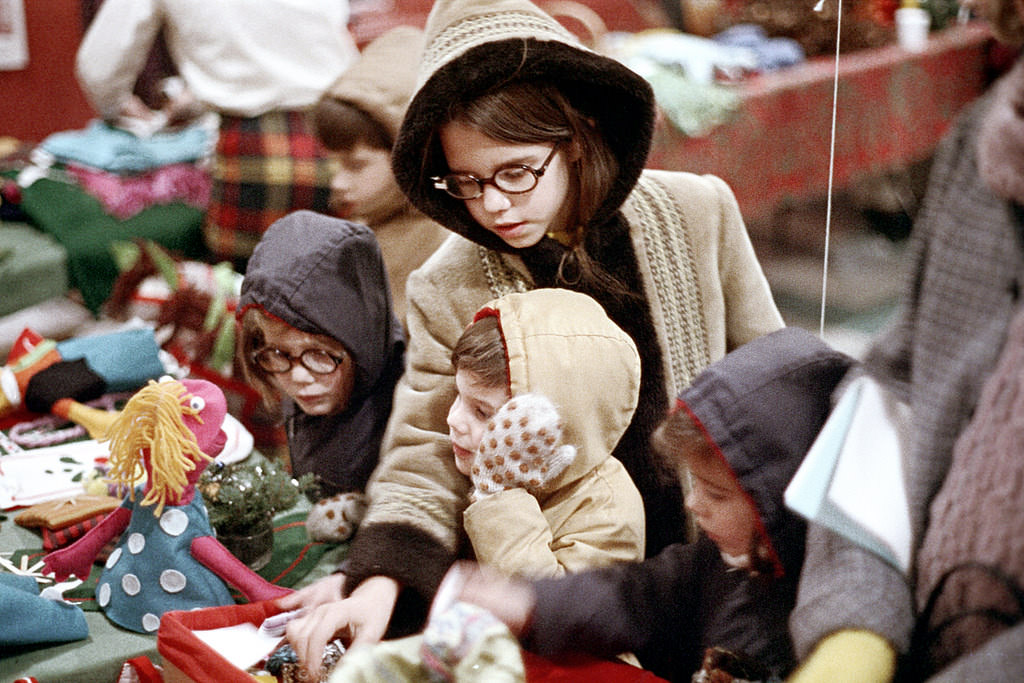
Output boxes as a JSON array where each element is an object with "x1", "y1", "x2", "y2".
[
  {"x1": 0, "y1": 326, "x2": 165, "y2": 418},
  {"x1": 43, "y1": 377, "x2": 291, "y2": 633}
]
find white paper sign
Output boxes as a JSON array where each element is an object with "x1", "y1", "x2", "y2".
[{"x1": 785, "y1": 375, "x2": 912, "y2": 572}]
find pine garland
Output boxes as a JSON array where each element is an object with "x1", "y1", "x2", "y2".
[{"x1": 198, "y1": 458, "x2": 314, "y2": 535}]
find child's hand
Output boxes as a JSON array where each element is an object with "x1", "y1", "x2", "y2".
[{"x1": 470, "y1": 394, "x2": 576, "y2": 499}]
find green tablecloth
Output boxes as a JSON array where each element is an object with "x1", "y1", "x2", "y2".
[{"x1": 0, "y1": 496, "x2": 347, "y2": 682}]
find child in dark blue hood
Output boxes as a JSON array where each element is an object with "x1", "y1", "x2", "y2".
[
  {"x1": 428, "y1": 326, "x2": 853, "y2": 682},
  {"x1": 237, "y1": 211, "x2": 405, "y2": 542}
]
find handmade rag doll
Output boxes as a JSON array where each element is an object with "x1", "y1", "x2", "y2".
[{"x1": 43, "y1": 377, "x2": 291, "y2": 633}]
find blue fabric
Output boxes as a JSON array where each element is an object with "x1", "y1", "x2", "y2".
[
  {"x1": 57, "y1": 328, "x2": 165, "y2": 392},
  {"x1": 0, "y1": 572, "x2": 89, "y2": 646},
  {"x1": 96, "y1": 490, "x2": 235, "y2": 633},
  {"x1": 713, "y1": 24, "x2": 805, "y2": 72},
  {"x1": 39, "y1": 119, "x2": 211, "y2": 173}
]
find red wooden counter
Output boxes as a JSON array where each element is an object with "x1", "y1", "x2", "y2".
[{"x1": 646, "y1": 22, "x2": 995, "y2": 224}]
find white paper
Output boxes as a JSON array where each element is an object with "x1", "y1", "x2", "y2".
[
  {"x1": 0, "y1": 439, "x2": 110, "y2": 509},
  {"x1": 192, "y1": 622, "x2": 283, "y2": 672},
  {"x1": 784, "y1": 378, "x2": 861, "y2": 520},
  {"x1": 827, "y1": 377, "x2": 912, "y2": 572},
  {"x1": 785, "y1": 375, "x2": 913, "y2": 573}
]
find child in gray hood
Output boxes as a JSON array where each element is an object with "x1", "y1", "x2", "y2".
[{"x1": 237, "y1": 210, "x2": 405, "y2": 541}]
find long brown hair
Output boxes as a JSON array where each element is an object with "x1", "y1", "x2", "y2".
[{"x1": 434, "y1": 80, "x2": 632, "y2": 298}]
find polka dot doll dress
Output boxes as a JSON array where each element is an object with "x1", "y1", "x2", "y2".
[{"x1": 96, "y1": 485, "x2": 234, "y2": 633}]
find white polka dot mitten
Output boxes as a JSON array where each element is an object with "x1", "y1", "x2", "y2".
[
  {"x1": 470, "y1": 393, "x2": 577, "y2": 499},
  {"x1": 305, "y1": 491, "x2": 367, "y2": 543}
]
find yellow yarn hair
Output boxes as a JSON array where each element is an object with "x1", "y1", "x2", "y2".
[{"x1": 104, "y1": 379, "x2": 210, "y2": 516}]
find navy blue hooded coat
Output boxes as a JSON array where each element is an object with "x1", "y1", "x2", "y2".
[{"x1": 524, "y1": 327, "x2": 853, "y2": 681}]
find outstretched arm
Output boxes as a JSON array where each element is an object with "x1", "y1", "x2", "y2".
[
  {"x1": 190, "y1": 535, "x2": 292, "y2": 601},
  {"x1": 285, "y1": 575, "x2": 400, "y2": 681},
  {"x1": 44, "y1": 505, "x2": 131, "y2": 581},
  {"x1": 343, "y1": 258, "x2": 479, "y2": 600}
]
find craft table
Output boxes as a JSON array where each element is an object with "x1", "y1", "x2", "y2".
[
  {"x1": 646, "y1": 21, "x2": 994, "y2": 226},
  {"x1": 0, "y1": 495, "x2": 346, "y2": 682}
]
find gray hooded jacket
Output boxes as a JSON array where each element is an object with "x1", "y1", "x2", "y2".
[{"x1": 238, "y1": 211, "x2": 405, "y2": 494}]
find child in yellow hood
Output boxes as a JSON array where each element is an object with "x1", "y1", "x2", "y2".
[{"x1": 281, "y1": 289, "x2": 645, "y2": 677}]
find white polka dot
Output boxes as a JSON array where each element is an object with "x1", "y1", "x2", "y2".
[
  {"x1": 105, "y1": 547, "x2": 122, "y2": 569},
  {"x1": 122, "y1": 573, "x2": 141, "y2": 595},
  {"x1": 160, "y1": 508, "x2": 189, "y2": 536},
  {"x1": 161, "y1": 569, "x2": 187, "y2": 593},
  {"x1": 142, "y1": 613, "x2": 161, "y2": 632},
  {"x1": 97, "y1": 582, "x2": 111, "y2": 607},
  {"x1": 127, "y1": 533, "x2": 146, "y2": 554}
]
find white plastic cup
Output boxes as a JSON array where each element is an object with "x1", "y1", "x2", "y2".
[{"x1": 895, "y1": 7, "x2": 931, "y2": 53}]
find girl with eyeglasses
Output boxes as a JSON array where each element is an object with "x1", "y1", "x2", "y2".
[
  {"x1": 277, "y1": 0, "x2": 783, "y2": 671},
  {"x1": 236, "y1": 210, "x2": 405, "y2": 543}
]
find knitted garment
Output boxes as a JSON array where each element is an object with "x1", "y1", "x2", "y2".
[
  {"x1": 914, "y1": 302, "x2": 1024, "y2": 673},
  {"x1": 470, "y1": 393, "x2": 576, "y2": 498},
  {"x1": 978, "y1": 58, "x2": 1024, "y2": 205},
  {"x1": 791, "y1": 79, "x2": 1024, "y2": 660},
  {"x1": 628, "y1": 175, "x2": 710, "y2": 391}
]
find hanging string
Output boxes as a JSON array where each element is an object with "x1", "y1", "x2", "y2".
[{"x1": 815, "y1": 0, "x2": 842, "y2": 337}]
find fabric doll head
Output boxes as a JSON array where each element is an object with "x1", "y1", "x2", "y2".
[{"x1": 104, "y1": 377, "x2": 227, "y2": 516}]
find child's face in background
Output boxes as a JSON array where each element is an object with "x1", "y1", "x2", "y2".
[
  {"x1": 259, "y1": 322, "x2": 355, "y2": 417},
  {"x1": 328, "y1": 142, "x2": 401, "y2": 223},
  {"x1": 447, "y1": 368, "x2": 511, "y2": 477},
  {"x1": 684, "y1": 451, "x2": 759, "y2": 558},
  {"x1": 439, "y1": 120, "x2": 573, "y2": 249}
]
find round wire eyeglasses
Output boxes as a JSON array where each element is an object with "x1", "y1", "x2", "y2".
[{"x1": 253, "y1": 348, "x2": 346, "y2": 375}]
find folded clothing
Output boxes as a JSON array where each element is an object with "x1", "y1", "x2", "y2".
[
  {"x1": 38, "y1": 119, "x2": 213, "y2": 174},
  {"x1": 15, "y1": 174, "x2": 205, "y2": 313},
  {"x1": 66, "y1": 162, "x2": 211, "y2": 220},
  {"x1": 0, "y1": 572, "x2": 89, "y2": 647}
]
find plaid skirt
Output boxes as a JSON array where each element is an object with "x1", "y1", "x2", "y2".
[{"x1": 204, "y1": 109, "x2": 336, "y2": 265}]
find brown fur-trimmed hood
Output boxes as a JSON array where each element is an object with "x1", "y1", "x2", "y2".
[{"x1": 391, "y1": 0, "x2": 655, "y2": 253}]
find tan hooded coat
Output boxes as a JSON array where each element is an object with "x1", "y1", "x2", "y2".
[
  {"x1": 463, "y1": 289, "x2": 645, "y2": 577},
  {"x1": 343, "y1": 0, "x2": 783, "y2": 611},
  {"x1": 321, "y1": 26, "x2": 447, "y2": 323}
]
